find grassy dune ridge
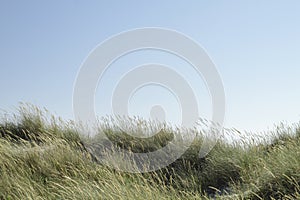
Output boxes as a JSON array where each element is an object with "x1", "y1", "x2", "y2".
[{"x1": 0, "y1": 104, "x2": 299, "y2": 199}]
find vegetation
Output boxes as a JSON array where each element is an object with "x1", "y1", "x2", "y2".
[{"x1": 0, "y1": 104, "x2": 299, "y2": 199}]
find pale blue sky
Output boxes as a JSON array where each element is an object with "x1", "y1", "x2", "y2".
[{"x1": 1, "y1": 1, "x2": 300, "y2": 131}]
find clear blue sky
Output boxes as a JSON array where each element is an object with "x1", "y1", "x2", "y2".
[{"x1": 1, "y1": 1, "x2": 300, "y2": 132}]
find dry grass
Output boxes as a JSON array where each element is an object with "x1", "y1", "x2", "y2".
[{"x1": 0, "y1": 104, "x2": 299, "y2": 199}]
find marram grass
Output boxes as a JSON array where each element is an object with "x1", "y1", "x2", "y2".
[{"x1": 0, "y1": 104, "x2": 299, "y2": 199}]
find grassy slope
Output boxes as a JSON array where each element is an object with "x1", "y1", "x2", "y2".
[{"x1": 0, "y1": 105, "x2": 299, "y2": 199}]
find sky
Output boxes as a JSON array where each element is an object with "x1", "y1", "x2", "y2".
[{"x1": 1, "y1": 1, "x2": 300, "y2": 132}]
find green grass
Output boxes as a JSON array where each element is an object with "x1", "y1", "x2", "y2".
[{"x1": 0, "y1": 104, "x2": 299, "y2": 199}]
